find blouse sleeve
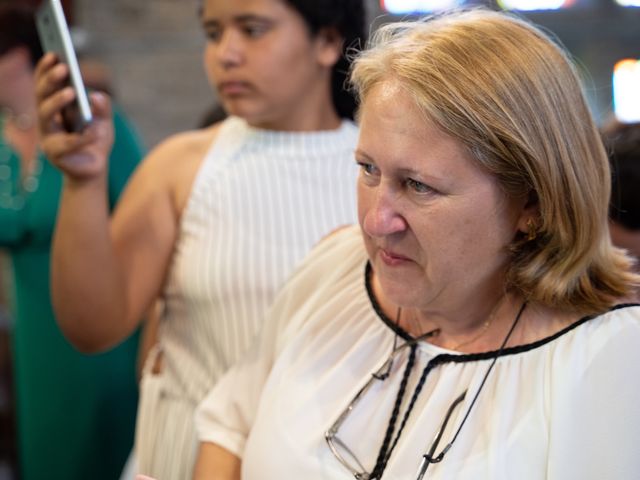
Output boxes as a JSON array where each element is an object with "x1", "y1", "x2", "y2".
[
  {"x1": 194, "y1": 309, "x2": 279, "y2": 458},
  {"x1": 194, "y1": 226, "x2": 362, "y2": 458},
  {"x1": 547, "y1": 309, "x2": 640, "y2": 479}
]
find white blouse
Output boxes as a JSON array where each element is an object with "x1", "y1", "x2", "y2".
[{"x1": 196, "y1": 225, "x2": 640, "y2": 480}]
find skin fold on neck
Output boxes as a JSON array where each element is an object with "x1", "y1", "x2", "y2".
[{"x1": 372, "y1": 270, "x2": 579, "y2": 352}]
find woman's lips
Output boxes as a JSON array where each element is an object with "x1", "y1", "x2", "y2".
[
  {"x1": 218, "y1": 81, "x2": 251, "y2": 95},
  {"x1": 379, "y1": 248, "x2": 411, "y2": 266}
]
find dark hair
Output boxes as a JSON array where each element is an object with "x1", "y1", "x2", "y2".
[
  {"x1": 0, "y1": 4, "x2": 43, "y2": 66},
  {"x1": 603, "y1": 121, "x2": 640, "y2": 230},
  {"x1": 284, "y1": 0, "x2": 367, "y2": 120}
]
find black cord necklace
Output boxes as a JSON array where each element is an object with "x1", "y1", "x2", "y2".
[{"x1": 369, "y1": 301, "x2": 527, "y2": 479}]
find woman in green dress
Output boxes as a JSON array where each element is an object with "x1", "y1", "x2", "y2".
[{"x1": 0, "y1": 5, "x2": 144, "y2": 479}]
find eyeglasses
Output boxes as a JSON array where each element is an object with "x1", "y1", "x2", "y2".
[
  {"x1": 325, "y1": 338, "x2": 416, "y2": 480},
  {"x1": 414, "y1": 390, "x2": 466, "y2": 479},
  {"x1": 325, "y1": 333, "x2": 469, "y2": 480},
  {"x1": 325, "y1": 343, "x2": 472, "y2": 479},
  {"x1": 325, "y1": 301, "x2": 527, "y2": 479}
]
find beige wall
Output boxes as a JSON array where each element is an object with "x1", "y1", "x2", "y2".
[
  {"x1": 74, "y1": 0, "x2": 213, "y2": 149},
  {"x1": 71, "y1": 1, "x2": 639, "y2": 149}
]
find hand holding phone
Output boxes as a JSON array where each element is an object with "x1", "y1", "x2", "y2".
[{"x1": 35, "y1": 0, "x2": 92, "y2": 132}]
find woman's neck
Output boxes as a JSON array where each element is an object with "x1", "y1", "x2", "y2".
[
  {"x1": 250, "y1": 108, "x2": 341, "y2": 132},
  {"x1": 3, "y1": 108, "x2": 39, "y2": 172},
  {"x1": 247, "y1": 76, "x2": 341, "y2": 132},
  {"x1": 371, "y1": 271, "x2": 503, "y2": 332},
  {"x1": 376, "y1": 279, "x2": 579, "y2": 352},
  {"x1": 371, "y1": 270, "x2": 530, "y2": 352},
  {"x1": 407, "y1": 295, "x2": 520, "y2": 352},
  {"x1": 3, "y1": 103, "x2": 37, "y2": 130}
]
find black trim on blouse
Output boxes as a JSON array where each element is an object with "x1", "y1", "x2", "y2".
[{"x1": 364, "y1": 261, "x2": 640, "y2": 364}]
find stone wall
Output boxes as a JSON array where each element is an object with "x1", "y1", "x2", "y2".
[
  {"x1": 74, "y1": 0, "x2": 212, "y2": 149},
  {"x1": 70, "y1": 0, "x2": 379, "y2": 150},
  {"x1": 70, "y1": 1, "x2": 639, "y2": 149}
]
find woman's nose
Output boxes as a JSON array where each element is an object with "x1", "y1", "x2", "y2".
[
  {"x1": 216, "y1": 29, "x2": 243, "y2": 68},
  {"x1": 361, "y1": 187, "x2": 407, "y2": 238}
]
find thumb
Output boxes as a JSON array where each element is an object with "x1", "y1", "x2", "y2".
[{"x1": 89, "y1": 91, "x2": 112, "y2": 119}]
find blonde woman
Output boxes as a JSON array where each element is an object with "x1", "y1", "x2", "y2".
[{"x1": 195, "y1": 9, "x2": 640, "y2": 480}]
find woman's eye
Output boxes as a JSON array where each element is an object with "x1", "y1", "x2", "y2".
[
  {"x1": 243, "y1": 23, "x2": 269, "y2": 38},
  {"x1": 204, "y1": 29, "x2": 221, "y2": 41},
  {"x1": 406, "y1": 178, "x2": 432, "y2": 194},
  {"x1": 357, "y1": 162, "x2": 378, "y2": 176}
]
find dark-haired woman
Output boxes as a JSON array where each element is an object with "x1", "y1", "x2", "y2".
[
  {"x1": 0, "y1": 4, "x2": 144, "y2": 480},
  {"x1": 35, "y1": 0, "x2": 367, "y2": 478}
]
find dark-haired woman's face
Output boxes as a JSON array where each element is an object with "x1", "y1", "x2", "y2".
[{"x1": 201, "y1": 0, "x2": 341, "y2": 130}]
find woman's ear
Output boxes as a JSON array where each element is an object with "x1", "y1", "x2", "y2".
[
  {"x1": 516, "y1": 192, "x2": 540, "y2": 240},
  {"x1": 314, "y1": 27, "x2": 343, "y2": 68}
]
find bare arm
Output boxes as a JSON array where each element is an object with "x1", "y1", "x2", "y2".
[
  {"x1": 36, "y1": 54, "x2": 209, "y2": 352},
  {"x1": 137, "y1": 299, "x2": 163, "y2": 380},
  {"x1": 47, "y1": 123, "x2": 179, "y2": 351},
  {"x1": 193, "y1": 443, "x2": 241, "y2": 480}
]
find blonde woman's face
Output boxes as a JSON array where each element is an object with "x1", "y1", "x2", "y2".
[
  {"x1": 201, "y1": 0, "x2": 339, "y2": 130},
  {"x1": 356, "y1": 80, "x2": 528, "y2": 313}
]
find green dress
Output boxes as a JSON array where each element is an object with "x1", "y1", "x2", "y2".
[{"x1": 0, "y1": 109, "x2": 145, "y2": 480}]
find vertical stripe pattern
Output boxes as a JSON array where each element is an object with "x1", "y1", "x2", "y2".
[{"x1": 135, "y1": 116, "x2": 359, "y2": 479}]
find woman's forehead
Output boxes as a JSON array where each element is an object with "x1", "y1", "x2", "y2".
[{"x1": 202, "y1": 0, "x2": 288, "y2": 18}]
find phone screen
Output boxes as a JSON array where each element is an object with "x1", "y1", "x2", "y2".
[{"x1": 35, "y1": 0, "x2": 93, "y2": 132}]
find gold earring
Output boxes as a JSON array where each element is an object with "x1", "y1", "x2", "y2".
[{"x1": 526, "y1": 218, "x2": 537, "y2": 241}]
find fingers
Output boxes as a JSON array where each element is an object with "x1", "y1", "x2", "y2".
[
  {"x1": 40, "y1": 129, "x2": 107, "y2": 180},
  {"x1": 34, "y1": 53, "x2": 114, "y2": 180},
  {"x1": 37, "y1": 85, "x2": 75, "y2": 134},
  {"x1": 36, "y1": 53, "x2": 72, "y2": 135},
  {"x1": 33, "y1": 52, "x2": 58, "y2": 80},
  {"x1": 40, "y1": 128, "x2": 96, "y2": 164},
  {"x1": 35, "y1": 53, "x2": 68, "y2": 104},
  {"x1": 89, "y1": 91, "x2": 112, "y2": 120},
  {"x1": 36, "y1": 53, "x2": 113, "y2": 139}
]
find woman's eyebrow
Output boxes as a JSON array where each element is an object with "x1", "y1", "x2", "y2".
[
  {"x1": 354, "y1": 149, "x2": 375, "y2": 162},
  {"x1": 202, "y1": 14, "x2": 273, "y2": 28}
]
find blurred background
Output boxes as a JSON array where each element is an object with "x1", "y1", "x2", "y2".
[
  {"x1": 7, "y1": 0, "x2": 639, "y2": 149},
  {"x1": 0, "y1": 0, "x2": 638, "y2": 478}
]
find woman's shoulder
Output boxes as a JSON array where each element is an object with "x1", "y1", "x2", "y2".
[
  {"x1": 526, "y1": 303, "x2": 640, "y2": 360},
  {"x1": 541, "y1": 305, "x2": 640, "y2": 388},
  {"x1": 301, "y1": 225, "x2": 364, "y2": 270},
  {"x1": 471, "y1": 303, "x2": 640, "y2": 364},
  {"x1": 124, "y1": 123, "x2": 225, "y2": 215},
  {"x1": 277, "y1": 225, "x2": 364, "y2": 298},
  {"x1": 149, "y1": 122, "x2": 223, "y2": 164},
  {"x1": 267, "y1": 225, "x2": 368, "y2": 351},
  {"x1": 588, "y1": 303, "x2": 640, "y2": 339}
]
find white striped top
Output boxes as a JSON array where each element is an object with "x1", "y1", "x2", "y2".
[{"x1": 135, "y1": 116, "x2": 359, "y2": 479}]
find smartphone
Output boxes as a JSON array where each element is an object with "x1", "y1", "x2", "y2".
[{"x1": 35, "y1": 0, "x2": 93, "y2": 132}]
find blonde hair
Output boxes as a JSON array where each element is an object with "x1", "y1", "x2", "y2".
[{"x1": 351, "y1": 9, "x2": 638, "y2": 314}]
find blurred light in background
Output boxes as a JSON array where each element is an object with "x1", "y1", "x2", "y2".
[
  {"x1": 498, "y1": 0, "x2": 575, "y2": 10},
  {"x1": 615, "y1": 0, "x2": 640, "y2": 6},
  {"x1": 380, "y1": 0, "x2": 462, "y2": 14},
  {"x1": 614, "y1": 59, "x2": 640, "y2": 123}
]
